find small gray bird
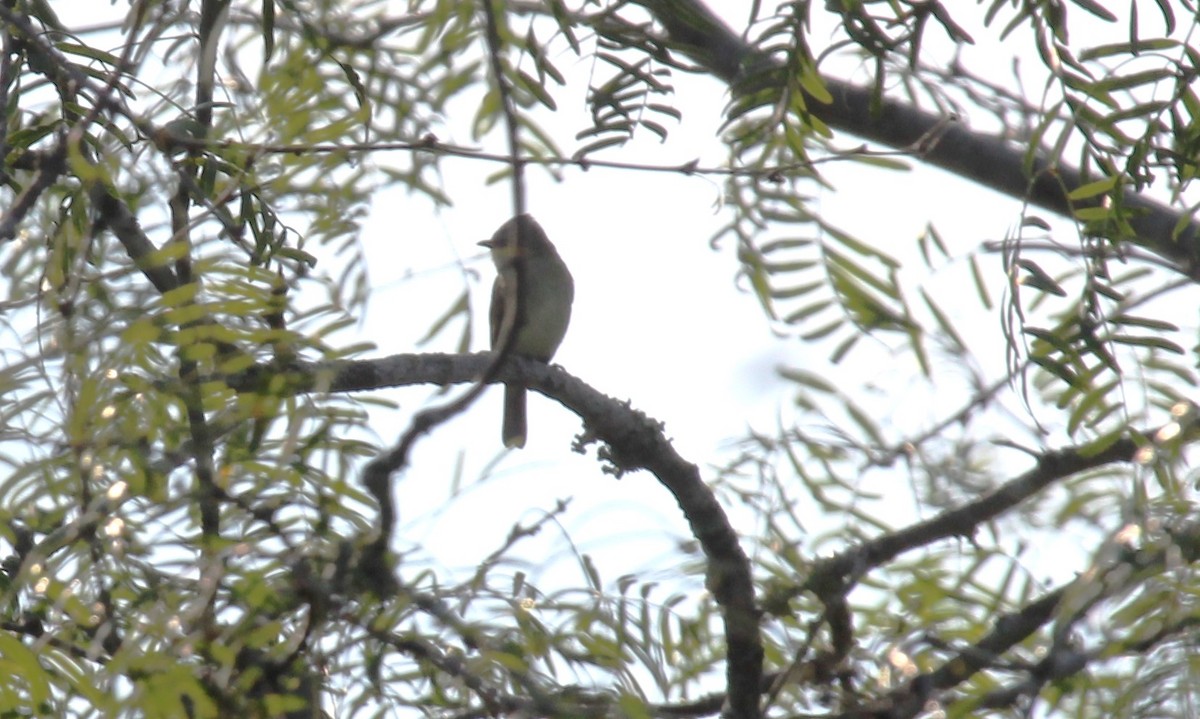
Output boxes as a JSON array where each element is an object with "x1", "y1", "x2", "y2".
[{"x1": 479, "y1": 214, "x2": 574, "y2": 448}]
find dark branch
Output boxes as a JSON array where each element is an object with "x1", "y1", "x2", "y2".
[
  {"x1": 235, "y1": 351, "x2": 764, "y2": 719},
  {"x1": 634, "y1": 0, "x2": 1200, "y2": 280},
  {"x1": 845, "y1": 520, "x2": 1200, "y2": 718},
  {"x1": 835, "y1": 588, "x2": 1065, "y2": 719},
  {"x1": 799, "y1": 438, "x2": 1140, "y2": 604}
]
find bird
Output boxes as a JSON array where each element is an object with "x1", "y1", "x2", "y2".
[{"x1": 478, "y1": 214, "x2": 574, "y2": 448}]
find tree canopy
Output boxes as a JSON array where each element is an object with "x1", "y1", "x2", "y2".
[{"x1": 2, "y1": 0, "x2": 1200, "y2": 718}]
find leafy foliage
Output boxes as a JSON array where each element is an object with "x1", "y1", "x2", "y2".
[{"x1": 2, "y1": 1, "x2": 1200, "y2": 718}]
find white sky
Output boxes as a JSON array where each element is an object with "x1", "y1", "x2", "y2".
[
  {"x1": 32, "y1": 0, "x2": 1200, "y2": 678},
  {"x1": 359, "y1": 3, "x2": 1200, "y2": 618},
  {"x1": 62, "y1": 0, "x2": 1178, "y2": 581},
  {"x1": 358, "y1": 7, "x2": 1062, "y2": 579}
]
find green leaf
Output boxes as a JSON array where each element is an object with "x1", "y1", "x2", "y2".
[
  {"x1": 1109, "y1": 335, "x2": 1185, "y2": 354},
  {"x1": 777, "y1": 368, "x2": 837, "y2": 393},
  {"x1": 1015, "y1": 259, "x2": 1067, "y2": 296},
  {"x1": 824, "y1": 247, "x2": 900, "y2": 300},
  {"x1": 417, "y1": 290, "x2": 469, "y2": 347},
  {"x1": 1067, "y1": 379, "x2": 1118, "y2": 434},
  {"x1": 969, "y1": 255, "x2": 993, "y2": 310},
  {"x1": 829, "y1": 333, "x2": 859, "y2": 363},
  {"x1": 262, "y1": 0, "x2": 275, "y2": 61},
  {"x1": 825, "y1": 226, "x2": 901, "y2": 268},
  {"x1": 845, "y1": 400, "x2": 884, "y2": 447},
  {"x1": 472, "y1": 88, "x2": 501, "y2": 139},
  {"x1": 515, "y1": 69, "x2": 557, "y2": 110},
  {"x1": 160, "y1": 282, "x2": 200, "y2": 307},
  {"x1": 547, "y1": 0, "x2": 581, "y2": 53},
  {"x1": 1152, "y1": 0, "x2": 1175, "y2": 33},
  {"x1": 1031, "y1": 355, "x2": 1082, "y2": 389},
  {"x1": 770, "y1": 278, "x2": 824, "y2": 300},
  {"x1": 1079, "y1": 39, "x2": 1177, "y2": 61},
  {"x1": 1076, "y1": 428, "x2": 1127, "y2": 457},
  {"x1": 797, "y1": 62, "x2": 832, "y2": 105},
  {"x1": 122, "y1": 319, "x2": 163, "y2": 345},
  {"x1": 0, "y1": 634, "x2": 50, "y2": 706},
  {"x1": 801, "y1": 318, "x2": 842, "y2": 341},
  {"x1": 783, "y1": 298, "x2": 832, "y2": 324},
  {"x1": 1109, "y1": 314, "x2": 1178, "y2": 333},
  {"x1": 1091, "y1": 68, "x2": 1175, "y2": 93},
  {"x1": 920, "y1": 289, "x2": 967, "y2": 353},
  {"x1": 1067, "y1": 175, "x2": 1120, "y2": 201},
  {"x1": 572, "y1": 135, "x2": 626, "y2": 158},
  {"x1": 55, "y1": 41, "x2": 121, "y2": 66}
]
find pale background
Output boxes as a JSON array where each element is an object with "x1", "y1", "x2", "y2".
[{"x1": 51, "y1": 1, "x2": 1176, "y2": 597}]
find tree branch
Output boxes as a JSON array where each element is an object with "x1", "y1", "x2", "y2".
[
  {"x1": 633, "y1": 0, "x2": 1200, "y2": 281},
  {"x1": 797, "y1": 437, "x2": 1140, "y2": 605},
  {"x1": 839, "y1": 520, "x2": 1200, "y2": 718},
  {"x1": 241, "y1": 351, "x2": 764, "y2": 719},
  {"x1": 835, "y1": 587, "x2": 1065, "y2": 719}
]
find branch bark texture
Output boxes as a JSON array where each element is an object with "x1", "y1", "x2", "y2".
[
  {"x1": 279, "y1": 352, "x2": 764, "y2": 719},
  {"x1": 636, "y1": 0, "x2": 1200, "y2": 280}
]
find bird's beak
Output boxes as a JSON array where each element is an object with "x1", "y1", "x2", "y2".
[{"x1": 478, "y1": 239, "x2": 494, "y2": 249}]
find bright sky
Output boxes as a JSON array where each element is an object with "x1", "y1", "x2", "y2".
[
  {"x1": 365, "y1": 1, "x2": 1194, "y2": 591},
  {"x1": 40, "y1": 0, "x2": 1193, "y2": 623},
  {"x1": 358, "y1": 21, "x2": 1049, "y2": 581}
]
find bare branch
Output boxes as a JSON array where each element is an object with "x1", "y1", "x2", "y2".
[
  {"x1": 798, "y1": 437, "x2": 1142, "y2": 605},
  {"x1": 233, "y1": 351, "x2": 764, "y2": 719}
]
